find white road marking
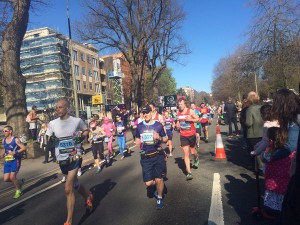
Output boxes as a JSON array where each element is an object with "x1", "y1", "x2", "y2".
[
  {"x1": 208, "y1": 173, "x2": 224, "y2": 225},
  {"x1": 0, "y1": 182, "x2": 61, "y2": 213},
  {"x1": 0, "y1": 144, "x2": 137, "y2": 213}
]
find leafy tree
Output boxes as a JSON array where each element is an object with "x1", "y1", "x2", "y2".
[{"x1": 144, "y1": 67, "x2": 176, "y2": 103}]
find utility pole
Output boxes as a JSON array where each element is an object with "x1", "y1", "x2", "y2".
[{"x1": 66, "y1": 0, "x2": 79, "y2": 117}]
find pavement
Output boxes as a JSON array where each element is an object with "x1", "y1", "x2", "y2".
[{"x1": 0, "y1": 131, "x2": 135, "y2": 191}]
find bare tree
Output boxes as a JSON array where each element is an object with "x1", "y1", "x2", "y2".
[
  {"x1": 0, "y1": 0, "x2": 31, "y2": 136},
  {"x1": 76, "y1": 0, "x2": 188, "y2": 107},
  {"x1": 247, "y1": 0, "x2": 300, "y2": 89}
]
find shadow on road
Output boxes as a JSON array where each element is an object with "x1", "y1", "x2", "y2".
[
  {"x1": 0, "y1": 202, "x2": 27, "y2": 224},
  {"x1": 77, "y1": 179, "x2": 117, "y2": 225},
  {"x1": 174, "y1": 157, "x2": 187, "y2": 175},
  {"x1": 224, "y1": 174, "x2": 271, "y2": 225},
  {"x1": 23, "y1": 173, "x2": 58, "y2": 193}
]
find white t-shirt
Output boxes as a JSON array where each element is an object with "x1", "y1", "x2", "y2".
[{"x1": 46, "y1": 116, "x2": 88, "y2": 161}]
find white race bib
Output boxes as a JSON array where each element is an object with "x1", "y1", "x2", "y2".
[{"x1": 57, "y1": 137, "x2": 75, "y2": 154}]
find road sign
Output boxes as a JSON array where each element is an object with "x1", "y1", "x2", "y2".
[{"x1": 164, "y1": 95, "x2": 177, "y2": 107}]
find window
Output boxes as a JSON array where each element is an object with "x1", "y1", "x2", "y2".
[
  {"x1": 80, "y1": 53, "x2": 85, "y2": 61},
  {"x1": 76, "y1": 80, "x2": 80, "y2": 91},
  {"x1": 92, "y1": 58, "x2": 97, "y2": 67},
  {"x1": 73, "y1": 50, "x2": 78, "y2": 61},
  {"x1": 83, "y1": 81, "x2": 87, "y2": 90},
  {"x1": 33, "y1": 33, "x2": 40, "y2": 38},
  {"x1": 88, "y1": 69, "x2": 92, "y2": 77},
  {"x1": 94, "y1": 71, "x2": 98, "y2": 80},
  {"x1": 89, "y1": 83, "x2": 93, "y2": 90},
  {"x1": 74, "y1": 65, "x2": 79, "y2": 76},
  {"x1": 99, "y1": 61, "x2": 104, "y2": 69},
  {"x1": 87, "y1": 55, "x2": 90, "y2": 64},
  {"x1": 95, "y1": 84, "x2": 100, "y2": 93},
  {"x1": 82, "y1": 67, "x2": 86, "y2": 75}
]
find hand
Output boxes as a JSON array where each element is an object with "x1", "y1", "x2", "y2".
[
  {"x1": 153, "y1": 133, "x2": 160, "y2": 140},
  {"x1": 185, "y1": 116, "x2": 191, "y2": 122}
]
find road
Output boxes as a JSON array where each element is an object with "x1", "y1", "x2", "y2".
[{"x1": 0, "y1": 122, "x2": 274, "y2": 225}]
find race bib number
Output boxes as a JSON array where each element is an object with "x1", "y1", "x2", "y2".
[
  {"x1": 165, "y1": 122, "x2": 172, "y2": 130},
  {"x1": 141, "y1": 132, "x2": 154, "y2": 145},
  {"x1": 117, "y1": 126, "x2": 124, "y2": 134},
  {"x1": 180, "y1": 121, "x2": 191, "y2": 130},
  {"x1": 57, "y1": 137, "x2": 75, "y2": 154},
  {"x1": 5, "y1": 155, "x2": 14, "y2": 161}
]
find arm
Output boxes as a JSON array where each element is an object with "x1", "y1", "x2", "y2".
[
  {"x1": 185, "y1": 110, "x2": 199, "y2": 123},
  {"x1": 15, "y1": 138, "x2": 26, "y2": 154}
]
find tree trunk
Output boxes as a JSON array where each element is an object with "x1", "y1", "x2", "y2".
[
  {"x1": 152, "y1": 79, "x2": 159, "y2": 105},
  {"x1": 1, "y1": 0, "x2": 31, "y2": 136}
]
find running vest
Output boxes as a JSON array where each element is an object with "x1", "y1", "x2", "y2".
[
  {"x1": 177, "y1": 108, "x2": 196, "y2": 136},
  {"x1": 200, "y1": 107, "x2": 209, "y2": 123},
  {"x1": 3, "y1": 137, "x2": 21, "y2": 161}
]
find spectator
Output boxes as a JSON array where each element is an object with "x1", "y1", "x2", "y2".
[
  {"x1": 26, "y1": 105, "x2": 39, "y2": 140},
  {"x1": 260, "y1": 127, "x2": 294, "y2": 219},
  {"x1": 224, "y1": 97, "x2": 239, "y2": 137},
  {"x1": 245, "y1": 91, "x2": 264, "y2": 170}
]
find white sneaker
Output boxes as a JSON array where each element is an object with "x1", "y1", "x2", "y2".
[
  {"x1": 61, "y1": 176, "x2": 66, "y2": 183},
  {"x1": 77, "y1": 169, "x2": 82, "y2": 177},
  {"x1": 169, "y1": 153, "x2": 173, "y2": 157}
]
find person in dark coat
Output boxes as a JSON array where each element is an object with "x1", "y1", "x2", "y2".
[{"x1": 224, "y1": 97, "x2": 239, "y2": 137}]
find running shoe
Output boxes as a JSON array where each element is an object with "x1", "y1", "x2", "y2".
[
  {"x1": 120, "y1": 156, "x2": 125, "y2": 160},
  {"x1": 13, "y1": 189, "x2": 22, "y2": 199},
  {"x1": 61, "y1": 176, "x2": 66, "y2": 183},
  {"x1": 186, "y1": 173, "x2": 193, "y2": 181},
  {"x1": 106, "y1": 155, "x2": 110, "y2": 164},
  {"x1": 86, "y1": 193, "x2": 94, "y2": 213},
  {"x1": 77, "y1": 169, "x2": 82, "y2": 177},
  {"x1": 205, "y1": 138, "x2": 208, "y2": 143},
  {"x1": 156, "y1": 198, "x2": 164, "y2": 210},
  {"x1": 169, "y1": 153, "x2": 173, "y2": 157},
  {"x1": 64, "y1": 222, "x2": 71, "y2": 225},
  {"x1": 96, "y1": 167, "x2": 101, "y2": 173},
  {"x1": 193, "y1": 158, "x2": 199, "y2": 169}
]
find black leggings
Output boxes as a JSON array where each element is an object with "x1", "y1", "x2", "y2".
[{"x1": 92, "y1": 142, "x2": 104, "y2": 160}]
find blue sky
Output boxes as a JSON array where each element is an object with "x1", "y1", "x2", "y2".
[{"x1": 28, "y1": 0, "x2": 253, "y2": 93}]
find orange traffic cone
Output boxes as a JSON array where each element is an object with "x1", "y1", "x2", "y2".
[{"x1": 215, "y1": 125, "x2": 227, "y2": 160}]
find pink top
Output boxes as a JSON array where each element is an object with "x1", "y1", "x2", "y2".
[{"x1": 101, "y1": 123, "x2": 115, "y2": 137}]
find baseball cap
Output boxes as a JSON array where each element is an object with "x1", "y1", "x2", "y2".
[{"x1": 141, "y1": 105, "x2": 152, "y2": 114}]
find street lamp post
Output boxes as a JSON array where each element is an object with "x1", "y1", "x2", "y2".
[{"x1": 66, "y1": 0, "x2": 79, "y2": 117}]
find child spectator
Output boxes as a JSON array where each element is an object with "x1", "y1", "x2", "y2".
[
  {"x1": 261, "y1": 127, "x2": 294, "y2": 219},
  {"x1": 251, "y1": 104, "x2": 280, "y2": 172}
]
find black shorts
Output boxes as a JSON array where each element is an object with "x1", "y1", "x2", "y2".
[
  {"x1": 92, "y1": 142, "x2": 104, "y2": 159},
  {"x1": 201, "y1": 122, "x2": 209, "y2": 127},
  {"x1": 60, "y1": 158, "x2": 82, "y2": 175},
  {"x1": 167, "y1": 134, "x2": 173, "y2": 140},
  {"x1": 196, "y1": 128, "x2": 202, "y2": 134},
  {"x1": 180, "y1": 135, "x2": 196, "y2": 148},
  {"x1": 140, "y1": 154, "x2": 166, "y2": 182}
]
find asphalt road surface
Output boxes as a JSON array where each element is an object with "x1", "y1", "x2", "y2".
[{"x1": 0, "y1": 122, "x2": 276, "y2": 225}]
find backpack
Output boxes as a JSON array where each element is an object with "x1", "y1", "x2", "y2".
[{"x1": 26, "y1": 113, "x2": 32, "y2": 123}]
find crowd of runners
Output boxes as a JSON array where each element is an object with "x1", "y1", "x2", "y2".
[{"x1": 1, "y1": 88, "x2": 299, "y2": 225}]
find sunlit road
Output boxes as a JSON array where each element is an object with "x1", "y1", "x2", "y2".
[{"x1": 0, "y1": 122, "x2": 273, "y2": 225}]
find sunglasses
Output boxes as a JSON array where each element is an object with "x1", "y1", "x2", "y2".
[
  {"x1": 142, "y1": 112, "x2": 150, "y2": 115},
  {"x1": 3, "y1": 130, "x2": 10, "y2": 132}
]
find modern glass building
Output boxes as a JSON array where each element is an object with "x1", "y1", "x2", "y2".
[
  {"x1": 21, "y1": 27, "x2": 72, "y2": 110},
  {"x1": 20, "y1": 27, "x2": 107, "y2": 111}
]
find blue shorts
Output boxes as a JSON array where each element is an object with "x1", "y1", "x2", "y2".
[
  {"x1": 60, "y1": 158, "x2": 82, "y2": 175},
  {"x1": 167, "y1": 133, "x2": 173, "y2": 141},
  {"x1": 140, "y1": 154, "x2": 166, "y2": 182},
  {"x1": 4, "y1": 159, "x2": 21, "y2": 173}
]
